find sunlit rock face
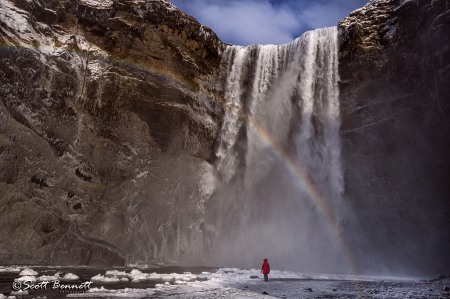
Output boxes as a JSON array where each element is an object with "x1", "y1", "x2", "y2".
[
  {"x1": 338, "y1": 0, "x2": 450, "y2": 275},
  {"x1": 0, "y1": 0, "x2": 224, "y2": 265}
]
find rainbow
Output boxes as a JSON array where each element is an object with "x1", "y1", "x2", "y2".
[{"x1": 240, "y1": 113, "x2": 359, "y2": 275}]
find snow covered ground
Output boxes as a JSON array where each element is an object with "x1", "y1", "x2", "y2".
[
  {"x1": 68, "y1": 268, "x2": 450, "y2": 299},
  {"x1": 0, "y1": 266, "x2": 449, "y2": 298}
]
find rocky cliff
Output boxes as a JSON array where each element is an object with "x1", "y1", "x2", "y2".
[
  {"x1": 0, "y1": 0, "x2": 224, "y2": 265},
  {"x1": 338, "y1": 0, "x2": 450, "y2": 275}
]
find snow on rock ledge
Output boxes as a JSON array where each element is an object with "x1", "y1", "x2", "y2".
[
  {"x1": 338, "y1": 0, "x2": 403, "y2": 54},
  {"x1": 77, "y1": 0, "x2": 114, "y2": 9}
]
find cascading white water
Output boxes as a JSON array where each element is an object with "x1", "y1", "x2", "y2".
[{"x1": 207, "y1": 27, "x2": 347, "y2": 273}]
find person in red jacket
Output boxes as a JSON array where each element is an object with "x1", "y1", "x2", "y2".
[{"x1": 261, "y1": 258, "x2": 270, "y2": 281}]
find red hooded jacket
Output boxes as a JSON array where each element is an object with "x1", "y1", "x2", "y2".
[{"x1": 261, "y1": 259, "x2": 270, "y2": 274}]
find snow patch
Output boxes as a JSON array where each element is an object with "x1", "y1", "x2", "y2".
[
  {"x1": 0, "y1": 267, "x2": 21, "y2": 273},
  {"x1": 78, "y1": 0, "x2": 113, "y2": 9}
]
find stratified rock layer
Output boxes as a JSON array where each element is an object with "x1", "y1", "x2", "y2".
[
  {"x1": 338, "y1": 0, "x2": 450, "y2": 275},
  {"x1": 0, "y1": 0, "x2": 224, "y2": 265}
]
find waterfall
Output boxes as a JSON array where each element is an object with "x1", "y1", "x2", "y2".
[{"x1": 207, "y1": 27, "x2": 347, "y2": 273}]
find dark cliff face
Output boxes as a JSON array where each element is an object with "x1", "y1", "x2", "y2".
[
  {"x1": 0, "y1": 0, "x2": 224, "y2": 265},
  {"x1": 338, "y1": 0, "x2": 450, "y2": 275}
]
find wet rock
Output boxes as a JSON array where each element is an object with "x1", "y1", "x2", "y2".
[
  {"x1": 262, "y1": 291, "x2": 269, "y2": 295},
  {"x1": 443, "y1": 286, "x2": 449, "y2": 291},
  {"x1": 303, "y1": 288, "x2": 313, "y2": 292},
  {"x1": 438, "y1": 274, "x2": 447, "y2": 280},
  {"x1": 338, "y1": 0, "x2": 450, "y2": 274},
  {"x1": 332, "y1": 288, "x2": 337, "y2": 291},
  {"x1": 250, "y1": 275, "x2": 259, "y2": 279}
]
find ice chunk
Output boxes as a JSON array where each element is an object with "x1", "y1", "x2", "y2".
[
  {"x1": 105, "y1": 270, "x2": 127, "y2": 278},
  {"x1": 91, "y1": 274, "x2": 120, "y2": 283},
  {"x1": 60, "y1": 273, "x2": 80, "y2": 281},
  {"x1": 10, "y1": 290, "x2": 28, "y2": 296},
  {"x1": 91, "y1": 274, "x2": 105, "y2": 282},
  {"x1": 160, "y1": 274, "x2": 174, "y2": 281},
  {"x1": 19, "y1": 268, "x2": 38, "y2": 276},
  {"x1": 130, "y1": 269, "x2": 143, "y2": 275},
  {"x1": 86, "y1": 286, "x2": 114, "y2": 293}
]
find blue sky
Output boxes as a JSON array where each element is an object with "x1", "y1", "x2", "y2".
[{"x1": 170, "y1": 0, "x2": 369, "y2": 46}]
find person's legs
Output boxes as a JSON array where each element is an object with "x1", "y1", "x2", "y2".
[{"x1": 264, "y1": 274, "x2": 268, "y2": 281}]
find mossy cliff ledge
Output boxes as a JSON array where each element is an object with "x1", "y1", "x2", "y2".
[{"x1": 0, "y1": 0, "x2": 225, "y2": 265}]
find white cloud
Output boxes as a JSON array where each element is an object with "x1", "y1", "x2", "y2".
[
  {"x1": 296, "y1": 2, "x2": 356, "y2": 30},
  {"x1": 171, "y1": 0, "x2": 368, "y2": 46},
  {"x1": 184, "y1": 0, "x2": 300, "y2": 46}
]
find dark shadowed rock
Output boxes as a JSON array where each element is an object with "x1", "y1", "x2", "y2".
[
  {"x1": 444, "y1": 286, "x2": 449, "y2": 291},
  {"x1": 250, "y1": 275, "x2": 259, "y2": 279},
  {"x1": 338, "y1": 0, "x2": 450, "y2": 275}
]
